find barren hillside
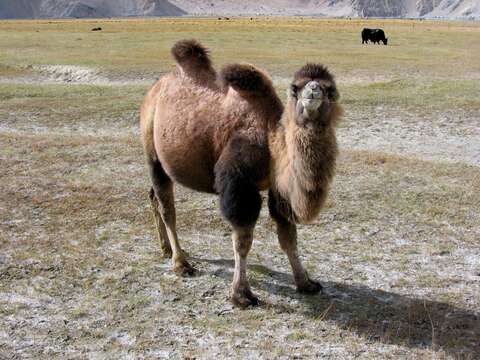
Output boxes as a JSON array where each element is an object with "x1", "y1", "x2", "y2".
[
  {"x1": 171, "y1": 0, "x2": 480, "y2": 18},
  {"x1": 0, "y1": 0, "x2": 185, "y2": 19},
  {"x1": 0, "y1": 0, "x2": 479, "y2": 20}
]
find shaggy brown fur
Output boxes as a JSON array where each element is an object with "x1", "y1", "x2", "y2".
[
  {"x1": 140, "y1": 40, "x2": 341, "y2": 307},
  {"x1": 266, "y1": 63, "x2": 342, "y2": 295},
  {"x1": 170, "y1": 39, "x2": 217, "y2": 89},
  {"x1": 269, "y1": 63, "x2": 342, "y2": 224}
]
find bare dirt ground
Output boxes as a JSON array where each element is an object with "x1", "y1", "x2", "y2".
[{"x1": 0, "y1": 18, "x2": 479, "y2": 359}]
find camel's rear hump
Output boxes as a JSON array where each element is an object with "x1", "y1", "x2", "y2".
[{"x1": 171, "y1": 39, "x2": 213, "y2": 73}]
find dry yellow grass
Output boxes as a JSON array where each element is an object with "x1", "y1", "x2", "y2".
[{"x1": 0, "y1": 17, "x2": 479, "y2": 77}]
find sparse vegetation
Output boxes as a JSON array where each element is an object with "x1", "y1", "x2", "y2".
[{"x1": 0, "y1": 18, "x2": 479, "y2": 359}]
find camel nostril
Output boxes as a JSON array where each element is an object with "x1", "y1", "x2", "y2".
[{"x1": 308, "y1": 81, "x2": 319, "y2": 90}]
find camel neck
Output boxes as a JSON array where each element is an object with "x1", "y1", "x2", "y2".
[{"x1": 270, "y1": 119, "x2": 337, "y2": 224}]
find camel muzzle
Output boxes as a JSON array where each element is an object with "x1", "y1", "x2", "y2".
[{"x1": 300, "y1": 81, "x2": 323, "y2": 113}]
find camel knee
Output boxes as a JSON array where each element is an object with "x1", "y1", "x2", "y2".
[
  {"x1": 157, "y1": 201, "x2": 175, "y2": 224},
  {"x1": 232, "y1": 226, "x2": 254, "y2": 257},
  {"x1": 268, "y1": 190, "x2": 298, "y2": 252},
  {"x1": 150, "y1": 180, "x2": 175, "y2": 222},
  {"x1": 150, "y1": 191, "x2": 174, "y2": 223},
  {"x1": 149, "y1": 187, "x2": 160, "y2": 212}
]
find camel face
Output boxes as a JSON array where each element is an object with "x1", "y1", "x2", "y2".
[
  {"x1": 291, "y1": 78, "x2": 338, "y2": 128},
  {"x1": 288, "y1": 63, "x2": 340, "y2": 129}
]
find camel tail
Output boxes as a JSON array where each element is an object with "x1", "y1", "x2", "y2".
[
  {"x1": 220, "y1": 64, "x2": 273, "y2": 95},
  {"x1": 171, "y1": 39, "x2": 212, "y2": 71}
]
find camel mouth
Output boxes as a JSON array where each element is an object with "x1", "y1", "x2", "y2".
[
  {"x1": 301, "y1": 97, "x2": 322, "y2": 110},
  {"x1": 300, "y1": 94, "x2": 322, "y2": 114}
]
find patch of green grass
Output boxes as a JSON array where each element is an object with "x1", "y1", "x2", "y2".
[
  {"x1": 250, "y1": 264, "x2": 275, "y2": 277},
  {"x1": 0, "y1": 83, "x2": 145, "y2": 131},
  {"x1": 0, "y1": 18, "x2": 479, "y2": 78},
  {"x1": 0, "y1": 64, "x2": 32, "y2": 77},
  {"x1": 0, "y1": 82, "x2": 142, "y2": 100},
  {"x1": 341, "y1": 79, "x2": 480, "y2": 109},
  {"x1": 417, "y1": 274, "x2": 450, "y2": 289}
]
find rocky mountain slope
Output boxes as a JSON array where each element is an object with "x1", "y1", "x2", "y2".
[
  {"x1": 170, "y1": 0, "x2": 480, "y2": 18},
  {"x1": 0, "y1": 0, "x2": 478, "y2": 19},
  {"x1": 0, "y1": 0, "x2": 185, "y2": 19}
]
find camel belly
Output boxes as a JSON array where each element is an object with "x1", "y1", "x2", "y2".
[
  {"x1": 153, "y1": 121, "x2": 216, "y2": 193},
  {"x1": 159, "y1": 153, "x2": 216, "y2": 193}
]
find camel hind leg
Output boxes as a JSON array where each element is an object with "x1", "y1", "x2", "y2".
[
  {"x1": 148, "y1": 188, "x2": 172, "y2": 258},
  {"x1": 148, "y1": 158, "x2": 195, "y2": 276}
]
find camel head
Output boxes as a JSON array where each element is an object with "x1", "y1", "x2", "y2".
[{"x1": 286, "y1": 63, "x2": 340, "y2": 129}]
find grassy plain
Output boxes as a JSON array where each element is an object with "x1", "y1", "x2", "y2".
[{"x1": 0, "y1": 18, "x2": 479, "y2": 359}]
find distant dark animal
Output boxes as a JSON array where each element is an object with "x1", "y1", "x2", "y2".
[
  {"x1": 91, "y1": 27, "x2": 102, "y2": 31},
  {"x1": 361, "y1": 28, "x2": 388, "y2": 45}
]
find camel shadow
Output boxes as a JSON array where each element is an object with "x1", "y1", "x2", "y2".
[{"x1": 196, "y1": 257, "x2": 479, "y2": 358}]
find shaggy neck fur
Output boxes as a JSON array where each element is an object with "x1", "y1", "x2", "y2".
[{"x1": 269, "y1": 99, "x2": 340, "y2": 224}]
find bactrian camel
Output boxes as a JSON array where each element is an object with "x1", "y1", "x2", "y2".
[{"x1": 140, "y1": 40, "x2": 342, "y2": 307}]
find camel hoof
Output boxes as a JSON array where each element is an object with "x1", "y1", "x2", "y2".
[
  {"x1": 297, "y1": 278, "x2": 323, "y2": 294},
  {"x1": 172, "y1": 261, "x2": 196, "y2": 277},
  {"x1": 230, "y1": 290, "x2": 259, "y2": 309}
]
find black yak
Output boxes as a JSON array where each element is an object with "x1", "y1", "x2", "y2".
[{"x1": 362, "y1": 28, "x2": 388, "y2": 45}]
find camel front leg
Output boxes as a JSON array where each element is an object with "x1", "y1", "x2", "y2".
[
  {"x1": 276, "y1": 221, "x2": 322, "y2": 293},
  {"x1": 268, "y1": 190, "x2": 322, "y2": 294},
  {"x1": 230, "y1": 225, "x2": 258, "y2": 308},
  {"x1": 214, "y1": 135, "x2": 265, "y2": 307}
]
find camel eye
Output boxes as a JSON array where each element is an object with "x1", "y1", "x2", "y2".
[{"x1": 326, "y1": 86, "x2": 338, "y2": 101}]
